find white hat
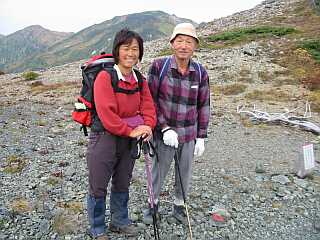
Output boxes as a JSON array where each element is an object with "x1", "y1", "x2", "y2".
[{"x1": 170, "y1": 23, "x2": 199, "y2": 43}]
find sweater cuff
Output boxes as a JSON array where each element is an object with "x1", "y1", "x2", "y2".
[
  {"x1": 124, "y1": 126, "x2": 133, "y2": 137},
  {"x1": 197, "y1": 129, "x2": 208, "y2": 138}
]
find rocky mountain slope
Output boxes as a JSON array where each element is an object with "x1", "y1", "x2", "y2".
[
  {"x1": 0, "y1": 25, "x2": 72, "y2": 72},
  {"x1": 2, "y1": 11, "x2": 195, "y2": 73},
  {"x1": 0, "y1": 0, "x2": 320, "y2": 239}
]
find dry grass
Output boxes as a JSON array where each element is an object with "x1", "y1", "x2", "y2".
[
  {"x1": 258, "y1": 68, "x2": 296, "y2": 85},
  {"x1": 77, "y1": 138, "x2": 88, "y2": 146},
  {"x1": 10, "y1": 198, "x2": 32, "y2": 214},
  {"x1": 58, "y1": 201, "x2": 84, "y2": 214},
  {"x1": 245, "y1": 89, "x2": 291, "y2": 102},
  {"x1": 240, "y1": 116, "x2": 254, "y2": 128},
  {"x1": 239, "y1": 67, "x2": 251, "y2": 77},
  {"x1": 52, "y1": 210, "x2": 79, "y2": 235},
  {"x1": 47, "y1": 177, "x2": 61, "y2": 186},
  {"x1": 308, "y1": 90, "x2": 320, "y2": 112},
  {"x1": 30, "y1": 81, "x2": 79, "y2": 95},
  {"x1": 214, "y1": 83, "x2": 248, "y2": 95},
  {"x1": 302, "y1": 71, "x2": 320, "y2": 90},
  {"x1": 258, "y1": 71, "x2": 272, "y2": 83},
  {"x1": 238, "y1": 77, "x2": 254, "y2": 83},
  {"x1": 269, "y1": 0, "x2": 320, "y2": 84},
  {"x1": 238, "y1": 66, "x2": 254, "y2": 83},
  {"x1": 274, "y1": 47, "x2": 318, "y2": 82},
  {"x1": 272, "y1": 77, "x2": 300, "y2": 87},
  {"x1": 2, "y1": 155, "x2": 28, "y2": 174},
  {"x1": 35, "y1": 119, "x2": 48, "y2": 126}
]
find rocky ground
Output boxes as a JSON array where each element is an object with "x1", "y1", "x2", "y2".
[
  {"x1": 1, "y1": 46, "x2": 320, "y2": 240},
  {"x1": 1, "y1": 0, "x2": 320, "y2": 239}
]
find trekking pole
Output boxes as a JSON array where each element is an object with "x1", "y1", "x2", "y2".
[
  {"x1": 174, "y1": 148, "x2": 193, "y2": 240},
  {"x1": 142, "y1": 140, "x2": 160, "y2": 240},
  {"x1": 131, "y1": 138, "x2": 160, "y2": 240}
]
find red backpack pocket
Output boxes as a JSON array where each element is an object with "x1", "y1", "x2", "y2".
[{"x1": 72, "y1": 101, "x2": 92, "y2": 126}]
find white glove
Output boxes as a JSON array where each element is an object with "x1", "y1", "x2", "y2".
[
  {"x1": 162, "y1": 127, "x2": 179, "y2": 148},
  {"x1": 194, "y1": 138, "x2": 205, "y2": 157}
]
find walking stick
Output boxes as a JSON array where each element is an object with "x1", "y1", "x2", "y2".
[
  {"x1": 143, "y1": 141, "x2": 160, "y2": 240},
  {"x1": 132, "y1": 138, "x2": 160, "y2": 239},
  {"x1": 174, "y1": 149, "x2": 193, "y2": 240}
]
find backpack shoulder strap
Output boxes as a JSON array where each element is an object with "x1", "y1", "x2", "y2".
[
  {"x1": 156, "y1": 57, "x2": 171, "y2": 100},
  {"x1": 133, "y1": 68, "x2": 144, "y2": 91},
  {"x1": 159, "y1": 57, "x2": 171, "y2": 84},
  {"x1": 191, "y1": 60, "x2": 202, "y2": 84},
  {"x1": 104, "y1": 68, "x2": 119, "y2": 90},
  {"x1": 106, "y1": 68, "x2": 142, "y2": 95},
  {"x1": 159, "y1": 57, "x2": 201, "y2": 84}
]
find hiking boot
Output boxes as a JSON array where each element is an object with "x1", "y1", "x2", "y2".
[
  {"x1": 108, "y1": 223, "x2": 139, "y2": 236},
  {"x1": 96, "y1": 235, "x2": 109, "y2": 240},
  {"x1": 143, "y1": 203, "x2": 160, "y2": 225},
  {"x1": 87, "y1": 230, "x2": 108, "y2": 240},
  {"x1": 173, "y1": 204, "x2": 188, "y2": 225}
]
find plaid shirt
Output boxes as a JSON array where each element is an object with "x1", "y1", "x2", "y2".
[{"x1": 148, "y1": 56, "x2": 210, "y2": 143}]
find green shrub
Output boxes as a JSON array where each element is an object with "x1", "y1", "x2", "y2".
[
  {"x1": 198, "y1": 37, "x2": 219, "y2": 49},
  {"x1": 0, "y1": 70, "x2": 5, "y2": 75},
  {"x1": 207, "y1": 26, "x2": 297, "y2": 44},
  {"x1": 22, "y1": 71, "x2": 39, "y2": 81},
  {"x1": 300, "y1": 40, "x2": 320, "y2": 63}
]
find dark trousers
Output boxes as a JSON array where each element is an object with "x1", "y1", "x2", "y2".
[
  {"x1": 86, "y1": 131, "x2": 136, "y2": 198},
  {"x1": 86, "y1": 131, "x2": 136, "y2": 235}
]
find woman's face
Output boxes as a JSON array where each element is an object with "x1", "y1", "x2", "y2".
[{"x1": 118, "y1": 38, "x2": 140, "y2": 69}]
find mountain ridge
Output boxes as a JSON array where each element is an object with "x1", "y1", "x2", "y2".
[
  {"x1": 0, "y1": 25, "x2": 73, "y2": 72},
  {"x1": 1, "y1": 11, "x2": 196, "y2": 73}
]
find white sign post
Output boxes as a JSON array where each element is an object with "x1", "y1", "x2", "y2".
[{"x1": 296, "y1": 144, "x2": 316, "y2": 178}]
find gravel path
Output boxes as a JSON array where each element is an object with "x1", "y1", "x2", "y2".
[{"x1": 0, "y1": 73, "x2": 320, "y2": 240}]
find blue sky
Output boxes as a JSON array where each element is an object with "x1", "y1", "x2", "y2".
[{"x1": 0, "y1": 0, "x2": 263, "y2": 35}]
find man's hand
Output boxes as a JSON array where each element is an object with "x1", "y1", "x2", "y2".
[
  {"x1": 162, "y1": 127, "x2": 178, "y2": 148},
  {"x1": 194, "y1": 138, "x2": 205, "y2": 157}
]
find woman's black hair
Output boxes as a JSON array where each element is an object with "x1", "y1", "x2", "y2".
[{"x1": 112, "y1": 28, "x2": 144, "y2": 64}]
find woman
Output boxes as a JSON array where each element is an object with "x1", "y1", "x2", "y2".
[{"x1": 86, "y1": 28, "x2": 156, "y2": 240}]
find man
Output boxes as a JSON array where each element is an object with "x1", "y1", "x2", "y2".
[{"x1": 145, "y1": 23, "x2": 210, "y2": 224}]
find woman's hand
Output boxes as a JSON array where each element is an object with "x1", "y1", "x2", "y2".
[
  {"x1": 136, "y1": 125, "x2": 152, "y2": 141},
  {"x1": 129, "y1": 125, "x2": 152, "y2": 141}
]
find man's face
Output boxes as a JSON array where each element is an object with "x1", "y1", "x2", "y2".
[{"x1": 171, "y1": 34, "x2": 197, "y2": 61}]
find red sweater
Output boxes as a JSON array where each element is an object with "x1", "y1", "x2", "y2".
[{"x1": 94, "y1": 70, "x2": 156, "y2": 137}]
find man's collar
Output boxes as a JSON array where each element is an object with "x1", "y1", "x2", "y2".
[
  {"x1": 170, "y1": 55, "x2": 196, "y2": 72},
  {"x1": 113, "y1": 64, "x2": 138, "y2": 82}
]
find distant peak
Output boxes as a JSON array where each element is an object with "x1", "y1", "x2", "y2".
[{"x1": 25, "y1": 25, "x2": 46, "y2": 30}]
